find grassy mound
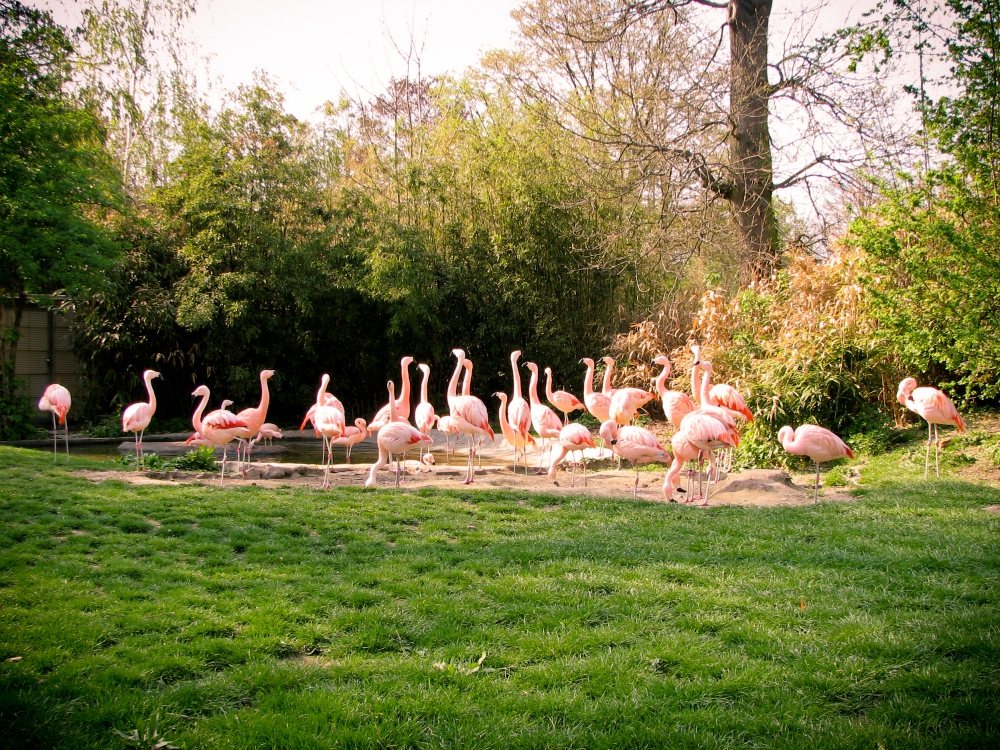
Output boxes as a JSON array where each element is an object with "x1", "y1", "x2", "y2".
[{"x1": 1, "y1": 446, "x2": 998, "y2": 748}]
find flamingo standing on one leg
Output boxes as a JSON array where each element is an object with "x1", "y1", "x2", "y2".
[
  {"x1": 599, "y1": 420, "x2": 670, "y2": 500},
  {"x1": 414, "y1": 363, "x2": 437, "y2": 461},
  {"x1": 544, "y1": 367, "x2": 584, "y2": 425},
  {"x1": 122, "y1": 369, "x2": 161, "y2": 471},
  {"x1": 897, "y1": 378, "x2": 967, "y2": 479},
  {"x1": 446, "y1": 350, "x2": 494, "y2": 484},
  {"x1": 508, "y1": 351, "x2": 533, "y2": 463},
  {"x1": 525, "y1": 362, "x2": 563, "y2": 472},
  {"x1": 495, "y1": 391, "x2": 535, "y2": 475},
  {"x1": 370, "y1": 356, "x2": 415, "y2": 430},
  {"x1": 190, "y1": 385, "x2": 248, "y2": 485},
  {"x1": 366, "y1": 381, "x2": 432, "y2": 489},
  {"x1": 547, "y1": 423, "x2": 597, "y2": 487},
  {"x1": 332, "y1": 418, "x2": 368, "y2": 463},
  {"x1": 778, "y1": 424, "x2": 854, "y2": 502},
  {"x1": 38, "y1": 384, "x2": 71, "y2": 462}
]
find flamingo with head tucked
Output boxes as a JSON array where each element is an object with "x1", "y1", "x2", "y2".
[
  {"x1": 122, "y1": 369, "x2": 161, "y2": 470},
  {"x1": 366, "y1": 381, "x2": 432, "y2": 488},
  {"x1": 778, "y1": 424, "x2": 854, "y2": 502},
  {"x1": 599, "y1": 420, "x2": 670, "y2": 500},
  {"x1": 545, "y1": 367, "x2": 584, "y2": 425},
  {"x1": 38, "y1": 384, "x2": 71, "y2": 462},
  {"x1": 897, "y1": 378, "x2": 967, "y2": 478}
]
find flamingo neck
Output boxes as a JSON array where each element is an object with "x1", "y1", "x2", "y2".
[
  {"x1": 192, "y1": 391, "x2": 209, "y2": 434},
  {"x1": 690, "y1": 363, "x2": 701, "y2": 405},
  {"x1": 419, "y1": 368, "x2": 429, "y2": 403},
  {"x1": 462, "y1": 362, "x2": 472, "y2": 396},
  {"x1": 145, "y1": 374, "x2": 157, "y2": 413},
  {"x1": 583, "y1": 361, "x2": 595, "y2": 398},
  {"x1": 511, "y1": 355, "x2": 523, "y2": 400},
  {"x1": 388, "y1": 384, "x2": 398, "y2": 422},
  {"x1": 655, "y1": 363, "x2": 670, "y2": 397},
  {"x1": 602, "y1": 362, "x2": 614, "y2": 395},
  {"x1": 545, "y1": 370, "x2": 556, "y2": 402},
  {"x1": 700, "y1": 368, "x2": 712, "y2": 406},
  {"x1": 257, "y1": 372, "x2": 271, "y2": 414},
  {"x1": 528, "y1": 367, "x2": 540, "y2": 406},
  {"x1": 447, "y1": 355, "x2": 463, "y2": 403},
  {"x1": 316, "y1": 375, "x2": 329, "y2": 406},
  {"x1": 398, "y1": 361, "x2": 411, "y2": 406},
  {"x1": 497, "y1": 395, "x2": 512, "y2": 439}
]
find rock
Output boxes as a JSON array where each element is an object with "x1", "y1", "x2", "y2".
[
  {"x1": 260, "y1": 464, "x2": 291, "y2": 479},
  {"x1": 711, "y1": 469, "x2": 805, "y2": 496}
]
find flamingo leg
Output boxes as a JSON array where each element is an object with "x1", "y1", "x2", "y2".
[
  {"x1": 583, "y1": 454, "x2": 588, "y2": 487},
  {"x1": 935, "y1": 424, "x2": 941, "y2": 478},
  {"x1": 220, "y1": 445, "x2": 227, "y2": 486},
  {"x1": 633, "y1": 462, "x2": 640, "y2": 500},
  {"x1": 64, "y1": 419, "x2": 70, "y2": 462},
  {"x1": 699, "y1": 453, "x2": 720, "y2": 506},
  {"x1": 50, "y1": 413, "x2": 57, "y2": 461},
  {"x1": 814, "y1": 460, "x2": 820, "y2": 503},
  {"x1": 395, "y1": 454, "x2": 401, "y2": 489},
  {"x1": 925, "y1": 421, "x2": 932, "y2": 479}
]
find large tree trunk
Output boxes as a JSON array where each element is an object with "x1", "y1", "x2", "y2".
[{"x1": 727, "y1": 0, "x2": 778, "y2": 286}]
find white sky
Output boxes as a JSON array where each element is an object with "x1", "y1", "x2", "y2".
[{"x1": 188, "y1": 0, "x2": 524, "y2": 120}]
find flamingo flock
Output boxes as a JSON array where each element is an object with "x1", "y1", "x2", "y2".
[{"x1": 35, "y1": 343, "x2": 969, "y2": 501}]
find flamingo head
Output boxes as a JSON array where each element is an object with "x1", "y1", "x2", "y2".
[
  {"x1": 387, "y1": 380, "x2": 396, "y2": 399},
  {"x1": 452, "y1": 348, "x2": 466, "y2": 362},
  {"x1": 777, "y1": 425, "x2": 794, "y2": 447},
  {"x1": 653, "y1": 355, "x2": 671, "y2": 370},
  {"x1": 464, "y1": 360, "x2": 473, "y2": 372},
  {"x1": 144, "y1": 369, "x2": 161, "y2": 381},
  {"x1": 511, "y1": 350, "x2": 521, "y2": 363},
  {"x1": 580, "y1": 357, "x2": 594, "y2": 368},
  {"x1": 221, "y1": 399, "x2": 233, "y2": 410},
  {"x1": 544, "y1": 367, "x2": 552, "y2": 376},
  {"x1": 691, "y1": 344, "x2": 702, "y2": 364},
  {"x1": 526, "y1": 361, "x2": 539, "y2": 373},
  {"x1": 601, "y1": 357, "x2": 615, "y2": 367},
  {"x1": 897, "y1": 377, "x2": 917, "y2": 405},
  {"x1": 261, "y1": 369, "x2": 275, "y2": 380},
  {"x1": 494, "y1": 391, "x2": 507, "y2": 403},
  {"x1": 700, "y1": 361, "x2": 713, "y2": 375},
  {"x1": 192, "y1": 385, "x2": 210, "y2": 398},
  {"x1": 599, "y1": 419, "x2": 620, "y2": 446},
  {"x1": 421, "y1": 452, "x2": 436, "y2": 466},
  {"x1": 418, "y1": 363, "x2": 430, "y2": 376},
  {"x1": 355, "y1": 418, "x2": 368, "y2": 430}
]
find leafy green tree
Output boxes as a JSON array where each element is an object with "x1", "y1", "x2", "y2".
[{"x1": 0, "y1": 1, "x2": 120, "y2": 435}]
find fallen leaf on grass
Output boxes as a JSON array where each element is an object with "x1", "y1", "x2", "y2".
[
  {"x1": 434, "y1": 651, "x2": 488, "y2": 675},
  {"x1": 5, "y1": 657, "x2": 21, "y2": 662}
]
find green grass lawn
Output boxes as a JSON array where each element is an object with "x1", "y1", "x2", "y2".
[{"x1": 1, "y1": 446, "x2": 998, "y2": 749}]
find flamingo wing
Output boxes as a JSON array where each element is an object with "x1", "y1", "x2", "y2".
[
  {"x1": 709, "y1": 384, "x2": 753, "y2": 421},
  {"x1": 794, "y1": 425, "x2": 854, "y2": 462}
]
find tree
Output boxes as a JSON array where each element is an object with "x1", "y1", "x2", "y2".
[
  {"x1": 0, "y1": 0, "x2": 121, "y2": 428},
  {"x1": 498, "y1": 0, "x2": 900, "y2": 285}
]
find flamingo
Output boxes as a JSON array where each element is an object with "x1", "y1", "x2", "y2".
[
  {"x1": 300, "y1": 375, "x2": 346, "y2": 462},
  {"x1": 675, "y1": 412, "x2": 738, "y2": 505},
  {"x1": 778, "y1": 424, "x2": 855, "y2": 502},
  {"x1": 507, "y1": 351, "x2": 532, "y2": 448},
  {"x1": 495, "y1": 391, "x2": 535, "y2": 475},
  {"x1": 691, "y1": 360, "x2": 745, "y2": 478},
  {"x1": 897, "y1": 378, "x2": 967, "y2": 478},
  {"x1": 581, "y1": 358, "x2": 612, "y2": 422},
  {"x1": 436, "y1": 415, "x2": 461, "y2": 463},
  {"x1": 462, "y1": 359, "x2": 484, "y2": 467},
  {"x1": 38, "y1": 384, "x2": 71, "y2": 462},
  {"x1": 545, "y1": 367, "x2": 584, "y2": 425},
  {"x1": 370, "y1": 356, "x2": 415, "y2": 430},
  {"x1": 233, "y1": 369, "x2": 275, "y2": 476},
  {"x1": 446, "y1": 349, "x2": 494, "y2": 484},
  {"x1": 609, "y1": 387, "x2": 655, "y2": 426},
  {"x1": 122, "y1": 369, "x2": 160, "y2": 470},
  {"x1": 306, "y1": 378, "x2": 346, "y2": 487},
  {"x1": 663, "y1": 429, "x2": 702, "y2": 502},
  {"x1": 190, "y1": 385, "x2": 248, "y2": 485},
  {"x1": 331, "y1": 418, "x2": 368, "y2": 463},
  {"x1": 599, "y1": 420, "x2": 670, "y2": 500},
  {"x1": 525, "y1": 362, "x2": 563, "y2": 471},
  {"x1": 366, "y1": 380, "x2": 432, "y2": 488},
  {"x1": 652, "y1": 356, "x2": 696, "y2": 429},
  {"x1": 547, "y1": 423, "x2": 597, "y2": 487},
  {"x1": 601, "y1": 356, "x2": 620, "y2": 399},
  {"x1": 414, "y1": 363, "x2": 437, "y2": 461},
  {"x1": 257, "y1": 423, "x2": 282, "y2": 446}
]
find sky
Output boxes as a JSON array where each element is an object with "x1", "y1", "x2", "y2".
[{"x1": 186, "y1": 0, "x2": 524, "y2": 120}]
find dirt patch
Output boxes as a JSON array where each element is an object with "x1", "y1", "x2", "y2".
[
  {"x1": 73, "y1": 461, "x2": 857, "y2": 508},
  {"x1": 984, "y1": 505, "x2": 1000, "y2": 515}
]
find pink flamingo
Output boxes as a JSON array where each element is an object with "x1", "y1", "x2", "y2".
[
  {"x1": 663, "y1": 429, "x2": 702, "y2": 502},
  {"x1": 778, "y1": 424, "x2": 854, "y2": 502},
  {"x1": 675, "y1": 413, "x2": 738, "y2": 505},
  {"x1": 495, "y1": 391, "x2": 536, "y2": 475},
  {"x1": 507, "y1": 351, "x2": 532, "y2": 447},
  {"x1": 38, "y1": 384, "x2": 71, "y2": 462},
  {"x1": 414, "y1": 363, "x2": 437, "y2": 461},
  {"x1": 190, "y1": 385, "x2": 248, "y2": 484},
  {"x1": 897, "y1": 378, "x2": 967, "y2": 478},
  {"x1": 307, "y1": 379, "x2": 346, "y2": 488},
  {"x1": 692, "y1": 360, "x2": 745, "y2": 476},
  {"x1": 257, "y1": 423, "x2": 282, "y2": 446},
  {"x1": 370, "y1": 356, "x2": 414, "y2": 430},
  {"x1": 300, "y1": 375, "x2": 345, "y2": 460},
  {"x1": 609, "y1": 387, "x2": 655, "y2": 426},
  {"x1": 581, "y1": 358, "x2": 612, "y2": 422},
  {"x1": 547, "y1": 422, "x2": 596, "y2": 486},
  {"x1": 599, "y1": 420, "x2": 670, "y2": 499},
  {"x1": 447, "y1": 349, "x2": 495, "y2": 484},
  {"x1": 601, "y1": 356, "x2": 619, "y2": 399},
  {"x1": 122, "y1": 369, "x2": 160, "y2": 470},
  {"x1": 652, "y1": 356, "x2": 695, "y2": 429},
  {"x1": 331, "y1": 418, "x2": 368, "y2": 464},
  {"x1": 232, "y1": 369, "x2": 275, "y2": 475},
  {"x1": 436, "y1": 415, "x2": 460, "y2": 463},
  {"x1": 525, "y1": 362, "x2": 563, "y2": 471},
  {"x1": 462, "y1": 359, "x2": 485, "y2": 468},
  {"x1": 366, "y1": 380, "x2": 432, "y2": 488},
  {"x1": 545, "y1": 367, "x2": 584, "y2": 425}
]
